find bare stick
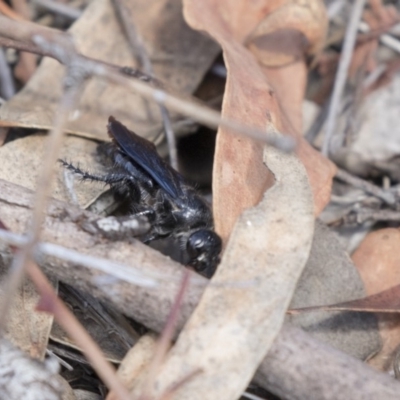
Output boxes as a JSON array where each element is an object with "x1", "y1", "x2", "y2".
[
  {"x1": 140, "y1": 270, "x2": 191, "y2": 400},
  {"x1": 110, "y1": 0, "x2": 152, "y2": 74},
  {"x1": 0, "y1": 218, "x2": 133, "y2": 399},
  {"x1": 111, "y1": 0, "x2": 179, "y2": 170},
  {"x1": 159, "y1": 105, "x2": 179, "y2": 170},
  {"x1": 32, "y1": 0, "x2": 82, "y2": 20},
  {"x1": 0, "y1": 47, "x2": 15, "y2": 99},
  {"x1": 100, "y1": 67, "x2": 294, "y2": 151},
  {"x1": 0, "y1": 15, "x2": 295, "y2": 152},
  {"x1": 322, "y1": 0, "x2": 367, "y2": 155},
  {"x1": 29, "y1": 261, "x2": 132, "y2": 400},
  {"x1": 359, "y1": 20, "x2": 400, "y2": 54},
  {"x1": 0, "y1": 36, "x2": 60, "y2": 58},
  {"x1": 35, "y1": 266, "x2": 130, "y2": 398},
  {"x1": 0, "y1": 80, "x2": 82, "y2": 330},
  {"x1": 255, "y1": 323, "x2": 400, "y2": 400},
  {"x1": 348, "y1": 208, "x2": 400, "y2": 224},
  {"x1": 2, "y1": 181, "x2": 400, "y2": 399},
  {"x1": 335, "y1": 167, "x2": 396, "y2": 205},
  {"x1": 0, "y1": 228, "x2": 207, "y2": 288}
]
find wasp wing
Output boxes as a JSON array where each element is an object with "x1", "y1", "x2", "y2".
[{"x1": 107, "y1": 116, "x2": 184, "y2": 199}]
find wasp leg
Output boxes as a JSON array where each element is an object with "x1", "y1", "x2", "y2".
[
  {"x1": 59, "y1": 159, "x2": 143, "y2": 204},
  {"x1": 59, "y1": 160, "x2": 131, "y2": 184}
]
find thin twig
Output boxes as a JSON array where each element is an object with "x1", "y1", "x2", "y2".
[
  {"x1": 304, "y1": 96, "x2": 330, "y2": 143},
  {"x1": 29, "y1": 262, "x2": 132, "y2": 400},
  {"x1": 159, "y1": 105, "x2": 178, "y2": 170},
  {"x1": 0, "y1": 47, "x2": 15, "y2": 99},
  {"x1": 0, "y1": 228, "x2": 195, "y2": 287},
  {"x1": 349, "y1": 209, "x2": 400, "y2": 224},
  {"x1": 111, "y1": 0, "x2": 179, "y2": 170},
  {"x1": 100, "y1": 66, "x2": 294, "y2": 150},
  {"x1": 359, "y1": 20, "x2": 400, "y2": 54},
  {"x1": 0, "y1": 219, "x2": 133, "y2": 399},
  {"x1": 0, "y1": 215, "x2": 253, "y2": 289},
  {"x1": 322, "y1": 0, "x2": 367, "y2": 155},
  {"x1": 0, "y1": 36, "x2": 60, "y2": 58},
  {"x1": 110, "y1": 0, "x2": 152, "y2": 74},
  {"x1": 0, "y1": 15, "x2": 295, "y2": 152},
  {"x1": 335, "y1": 167, "x2": 396, "y2": 205},
  {"x1": 32, "y1": 0, "x2": 82, "y2": 20},
  {"x1": 0, "y1": 70, "x2": 83, "y2": 330},
  {"x1": 160, "y1": 369, "x2": 203, "y2": 400},
  {"x1": 9, "y1": 0, "x2": 37, "y2": 82},
  {"x1": 139, "y1": 270, "x2": 192, "y2": 400}
]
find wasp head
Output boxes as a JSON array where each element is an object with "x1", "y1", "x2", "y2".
[{"x1": 187, "y1": 229, "x2": 222, "y2": 278}]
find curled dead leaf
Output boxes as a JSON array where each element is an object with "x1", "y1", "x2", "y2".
[
  {"x1": 184, "y1": 0, "x2": 335, "y2": 242},
  {"x1": 138, "y1": 137, "x2": 314, "y2": 400},
  {"x1": 246, "y1": 0, "x2": 328, "y2": 67}
]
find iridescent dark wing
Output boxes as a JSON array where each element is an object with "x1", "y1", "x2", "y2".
[{"x1": 107, "y1": 116, "x2": 184, "y2": 198}]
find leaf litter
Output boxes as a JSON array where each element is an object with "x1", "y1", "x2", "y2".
[{"x1": 2, "y1": 0, "x2": 400, "y2": 399}]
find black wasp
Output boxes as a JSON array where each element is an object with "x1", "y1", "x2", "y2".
[{"x1": 62, "y1": 116, "x2": 222, "y2": 277}]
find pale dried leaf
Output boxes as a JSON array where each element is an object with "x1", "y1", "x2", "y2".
[
  {"x1": 106, "y1": 334, "x2": 157, "y2": 400},
  {"x1": 0, "y1": 134, "x2": 104, "y2": 206},
  {"x1": 138, "y1": 140, "x2": 314, "y2": 400}
]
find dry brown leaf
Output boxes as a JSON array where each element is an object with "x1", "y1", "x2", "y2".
[
  {"x1": 0, "y1": 0, "x2": 220, "y2": 139},
  {"x1": 184, "y1": 0, "x2": 335, "y2": 242},
  {"x1": 0, "y1": 134, "x2": 104, "y2": 206},
  {"x1": 246, "y1": 0, "x2": 327, "y2": 67},
  {"x1": 352, "y1": 228, "x2": 400, "y2": 371},
  {"x1": 135, "y1": 138, "x2": 314, "y2": 399},
  {"x1": 353, "y1": 228, "x2": 400, "y2": 297},
  {"x1": 290, "y1": 284, "x2": 400, "y2": 313}
]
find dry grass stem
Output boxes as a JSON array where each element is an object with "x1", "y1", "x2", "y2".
[
  {"x1": 110, "y1": 0, "x2": 179, "y2": 169},
  {"x1": 322, "y1": 0, "x2": 367, "y2": 155},
  {"x1": 28, "y1": 261, "x2": 132, "y2": 400},
  {"x1": 336, "y1": 167, "x2": 396, "y2": 205},
  {"x1": 139, "y1": 270, "x2": 191, "y2": 400}
]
